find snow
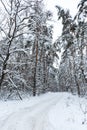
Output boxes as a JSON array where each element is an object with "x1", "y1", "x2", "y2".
[{"x1": 0, "y1": 92, "x2": 87, "y2": 130}]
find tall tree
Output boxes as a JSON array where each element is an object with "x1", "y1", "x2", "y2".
[{"x1": 0, "y1": 0, "x2": 31, "y2": 98}]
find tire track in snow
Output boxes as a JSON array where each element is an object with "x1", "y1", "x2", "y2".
[{"x1": 0, "y1": 94, "x2": 61, "y2": 130}]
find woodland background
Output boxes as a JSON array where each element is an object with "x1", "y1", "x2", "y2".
[{"x1": 0, "y1": 0, "x2": 87, "y2": 99}]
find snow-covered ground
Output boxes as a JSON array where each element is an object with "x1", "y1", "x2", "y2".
[{"x1": 0, "y1": 92, "x2": 87, "y2": 130}]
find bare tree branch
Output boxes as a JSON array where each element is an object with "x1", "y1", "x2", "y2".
[{"x1": 0, "y1": 0, "x2": 10, "y2": 15}]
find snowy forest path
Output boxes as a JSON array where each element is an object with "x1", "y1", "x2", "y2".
[{"x1": 0, "y1": 93, "x2": 61, "y2": 130}]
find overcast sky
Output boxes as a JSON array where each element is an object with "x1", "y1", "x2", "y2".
[{"x1": 44, "y1": 0, "x2": 80, "y2": 41}]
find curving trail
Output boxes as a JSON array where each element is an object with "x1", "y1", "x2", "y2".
[{"x1": 0, "y1": 94, "x2": 61, "y2": 130}]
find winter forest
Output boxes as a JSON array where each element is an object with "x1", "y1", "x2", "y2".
[{"x1": 0, "y1": 0, "x2": 87, "y2": 100}]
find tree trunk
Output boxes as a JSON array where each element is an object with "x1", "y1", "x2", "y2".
[
  {"x1": 33, "y1": 64, "x2": 37, "y2": 96},
  {"x1": 0, "y1": 45, "x2": 10, "y2": 90},
  {"x1": 32, "y1": 38, "x2": 38, "y2": 96}
]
